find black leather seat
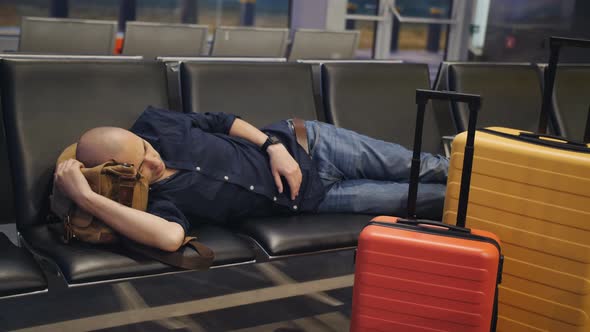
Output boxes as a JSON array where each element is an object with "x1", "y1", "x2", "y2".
[
  {"x1": 158, "y1": 57, "x2": 288, "y2": 113},
  {"x1": 431, "y1": 62, "x2": 463, "y2": 138},
  {"x1": 322, "y1": 63, "x2": 446, "y2": 154},
  {"x1": 448, "y1": 63, "x2": 563, "y2": 134},
  {"x1": 181, "y1": 62, "x2": 320, "y2": 127},
  {"x1": 0, "y1": 120, "x2": 14, "y2": 224},
  {"x1": 0, "y1": 59, "x2": 255, "y2": 285},
  {"x1": 300, "y1": 61, "x2": 326, "y2": 122},
  {"x1": 0, "y1": 54, "x2": 142, "y2": 225},
  {"x1": 0, "y1": 232, "x2": 47, "y2": 297},
  {"x1": 552, "y1": 65, "x2": 590, "y2": 142},
  {"x1": 21, "y1": 224, "x2": 253, "y2": 284},
  {"x1": 239, "y1": 214, "x2": 372, "y2": 257},
  {"x1": 180, "y1": 62, "x2": 373, "y2": 257}
]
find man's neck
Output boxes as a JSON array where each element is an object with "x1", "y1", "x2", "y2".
[
  {"x1": 153, "y1": 168, "x2": 178, "y2": 184},
  {"x1": 162, "y1": 168, "x2": 178, "y2": 179}
]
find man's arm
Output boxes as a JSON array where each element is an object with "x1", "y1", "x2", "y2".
[
  {"x1": 229, "y1": 118, "x2": 302, "y2": 200},
  {"x1": 55, "y1": 159, "x2": 185, "y2": 252}
]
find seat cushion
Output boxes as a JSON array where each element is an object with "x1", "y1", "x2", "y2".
[
  {"x1": 238, "y1": 213, "x2": 374, "y2": 257},
  {"x1": 21, "y1": 223, "x2": 255, "y2": 285},
  {"x1": 0, "y1": 232, "x2": 47, "y2": 297}
]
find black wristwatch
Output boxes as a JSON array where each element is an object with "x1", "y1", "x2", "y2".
[{"x1": 261, "y1": 135, "x2": 281, "y2": 153}]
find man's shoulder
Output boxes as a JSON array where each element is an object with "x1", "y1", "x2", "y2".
[
  {"x1": 131, "y1": 106, "x2": 188, "y2": 134},
  {"x1": 140, "y1": 105, "x2": 186, "y2": 120}
]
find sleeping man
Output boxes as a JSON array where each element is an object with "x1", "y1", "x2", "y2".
[{"x1": 54, "y1": 106, "x2": 448, "y2": 252}]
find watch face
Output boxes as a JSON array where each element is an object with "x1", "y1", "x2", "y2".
[{"x1": 269, "y1": 136, "x2": 281, "y2": 144}]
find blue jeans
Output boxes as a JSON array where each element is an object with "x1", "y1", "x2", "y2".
[{"x1": 305, "y1": 121, "x2": 449, "y2": 220}]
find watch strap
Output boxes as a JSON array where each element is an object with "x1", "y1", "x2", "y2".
[{"x1": 260, "y1": 136, "x2": 279, "y2": 152}]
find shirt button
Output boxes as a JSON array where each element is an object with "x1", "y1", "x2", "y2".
[
  {"x1": 249, "y1": 185, "x2": 254, "y2": 190},
  {"x1": 195, "y1": 166, "x2": 201, "y2": 171},
  {"x1": 224, "y1": 176, "x2": 229, "y2": 181},
  {"x1": 273, "y1": 196, "x2": 277, "y2": 201},
  {"x1": 293, "y1": 205, "x2": 298, "y2": 210}
]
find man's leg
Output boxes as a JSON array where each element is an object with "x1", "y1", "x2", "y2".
[
  {"x1": 317, "y1": 179, "x2": 446, "y2": 220},
  {"x1": 305, "y1": 121, "x2": 448, "y2": 187}
]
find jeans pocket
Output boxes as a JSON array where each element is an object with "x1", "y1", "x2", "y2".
[{"x1": 317, "y1": 159, "x2": 343, "y2": 188}]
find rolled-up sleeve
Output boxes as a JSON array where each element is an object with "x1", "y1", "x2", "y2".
[{"x1": 187, "y1": 112, "x2": 238, "y2": 134}]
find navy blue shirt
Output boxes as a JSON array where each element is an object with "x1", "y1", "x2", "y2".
[{"x1": 129, "y1": 106, "x2": 325, "y2": 231}]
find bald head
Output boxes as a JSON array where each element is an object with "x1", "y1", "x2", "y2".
[{"x1": 77, "y1": 127, "x2": 142, "y2": 167}]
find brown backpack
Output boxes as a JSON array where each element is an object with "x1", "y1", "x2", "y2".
[{"x1": 50, "y1": 143, "x2": 214, "y2": 270}]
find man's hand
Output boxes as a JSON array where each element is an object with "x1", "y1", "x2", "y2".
[
  {"x1": 54, "y1": 159, "x2": 184, "y2": 252},
  {"x1": 54, "y1": 159, "x2": 93, "y2": 205},
  {"x1": 267, "y1": 144, "x2": 302, "y2": 200},
  {"x1": 226, "y1": 118, "x2": 303, "y2": 200}
]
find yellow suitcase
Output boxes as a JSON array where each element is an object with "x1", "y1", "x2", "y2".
[{"x1": 443, "y1": 127, "x2": 590, "y2": 332}]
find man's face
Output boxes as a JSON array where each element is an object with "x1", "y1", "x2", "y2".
[{"x1": 113, "y1": 135, "x2": 166, "y2": 185}]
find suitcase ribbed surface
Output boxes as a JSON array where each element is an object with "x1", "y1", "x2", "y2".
[
  {"x1": 351, "y1": 221, "x2": 499, "y2": 332},
  {"x1": 444, "y1": 127, "x2": 590, "y2": 332}
]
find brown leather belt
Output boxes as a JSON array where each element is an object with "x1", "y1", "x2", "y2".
[{"x1": 292, "y1": 118, "x2": 309, "y2": 155}]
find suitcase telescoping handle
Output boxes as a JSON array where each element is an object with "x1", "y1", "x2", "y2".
[
  {"x1": 539, "y1": 36, "x2": 590, "y2": 134},
  {"x1": 409, "y1": 89, "x2": 482, "y2": 228},
  {"x1": 395, "y1": 218, "x2": 470, "y2": 233}
]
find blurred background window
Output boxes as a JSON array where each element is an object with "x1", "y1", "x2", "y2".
[
  {"x1": 136, "y1": 0, "x2": 183, "y2": 23},
  {"x1": 346, "y1": 0, "x2": 379, "y2": 59},
  {"x1": 255, "y1": 0, "x2": 289, "y2": 28},
  {"x1": 476, "y1": 0, "x2": 585, "y2": 62},
  {"x1": 69, "y1": 0, "x2": 119, "y2": 21},
  {"x1": 0, "y1": 0, "x2": 50, "y2": 27},
  {"x1": 396, "y1": 0, "x2": 451, "y2": 18},
  {"x1": 196, "y1": 0, "x2": 218, "y2": 32},
  {"x1": 219, "y1": 0, "x2": 241, "y2": 27},
  {"x1": 198, "y1": 0, "x2": 289, "y2": 32},
  {"x1": 393, "y1": 0, "x2": 452, "y2": 53}
]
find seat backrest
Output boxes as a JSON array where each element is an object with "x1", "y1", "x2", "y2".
[
  {"x1": 181, "y1": 62, "x2": 318, "y2": 126},
  {"x1": 298, "y1": 60, "x2": 405, "y2": 124},
  {"x1": 19, "y1": 17, "x2": 117, "y2": 55},
  {"x1": 0, "y1": 55, "x2": 141, "y2": 225},
  {"x1": 0, "y1": 119, "x2": 13, "y2": 224},
  {"x1": 288, "y1": 29, "x2": 360, "y2": 61},
  {"x1": 322, "y1": 63, "x2": 444, "y2": 154},
  {"x1": 159, "y1": 57, "x2": 287, "y2": 113},
  {"x1": 123, "y1": 22, "x2": 208, "y2": 58},
  {"x1": 210, "y1": 27, "x2": 289, "y2": 57},
  {"x1": 448, "y1": 63, "x2": 549, "y2": 133},
  {"x1": 0, "y1": 59, "x2": 169, "y2": 227},
  {"x1": 430, "y1": 62, "x2": 460, "y2": 138},
  {"x1": 553, "y1": 65, "x2": 590, "y2": 142}
]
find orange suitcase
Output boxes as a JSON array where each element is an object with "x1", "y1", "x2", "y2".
[{"x1": 351, "y1": 90, "x2": 503, "y2": 332}]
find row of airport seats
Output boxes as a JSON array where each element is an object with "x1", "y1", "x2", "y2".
[
  {"x1": 434, "y1": 62, "x2": 590, "y2": 141},
  {"x1": 17, "y1": 17, "x2": 360, "y2": 60},
  {"x1": 0, "y1": 55, "x2": 588, "y2": 299},
  {"x1": 0, "y1": 56, "x2": 428, "y2": 298}
]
